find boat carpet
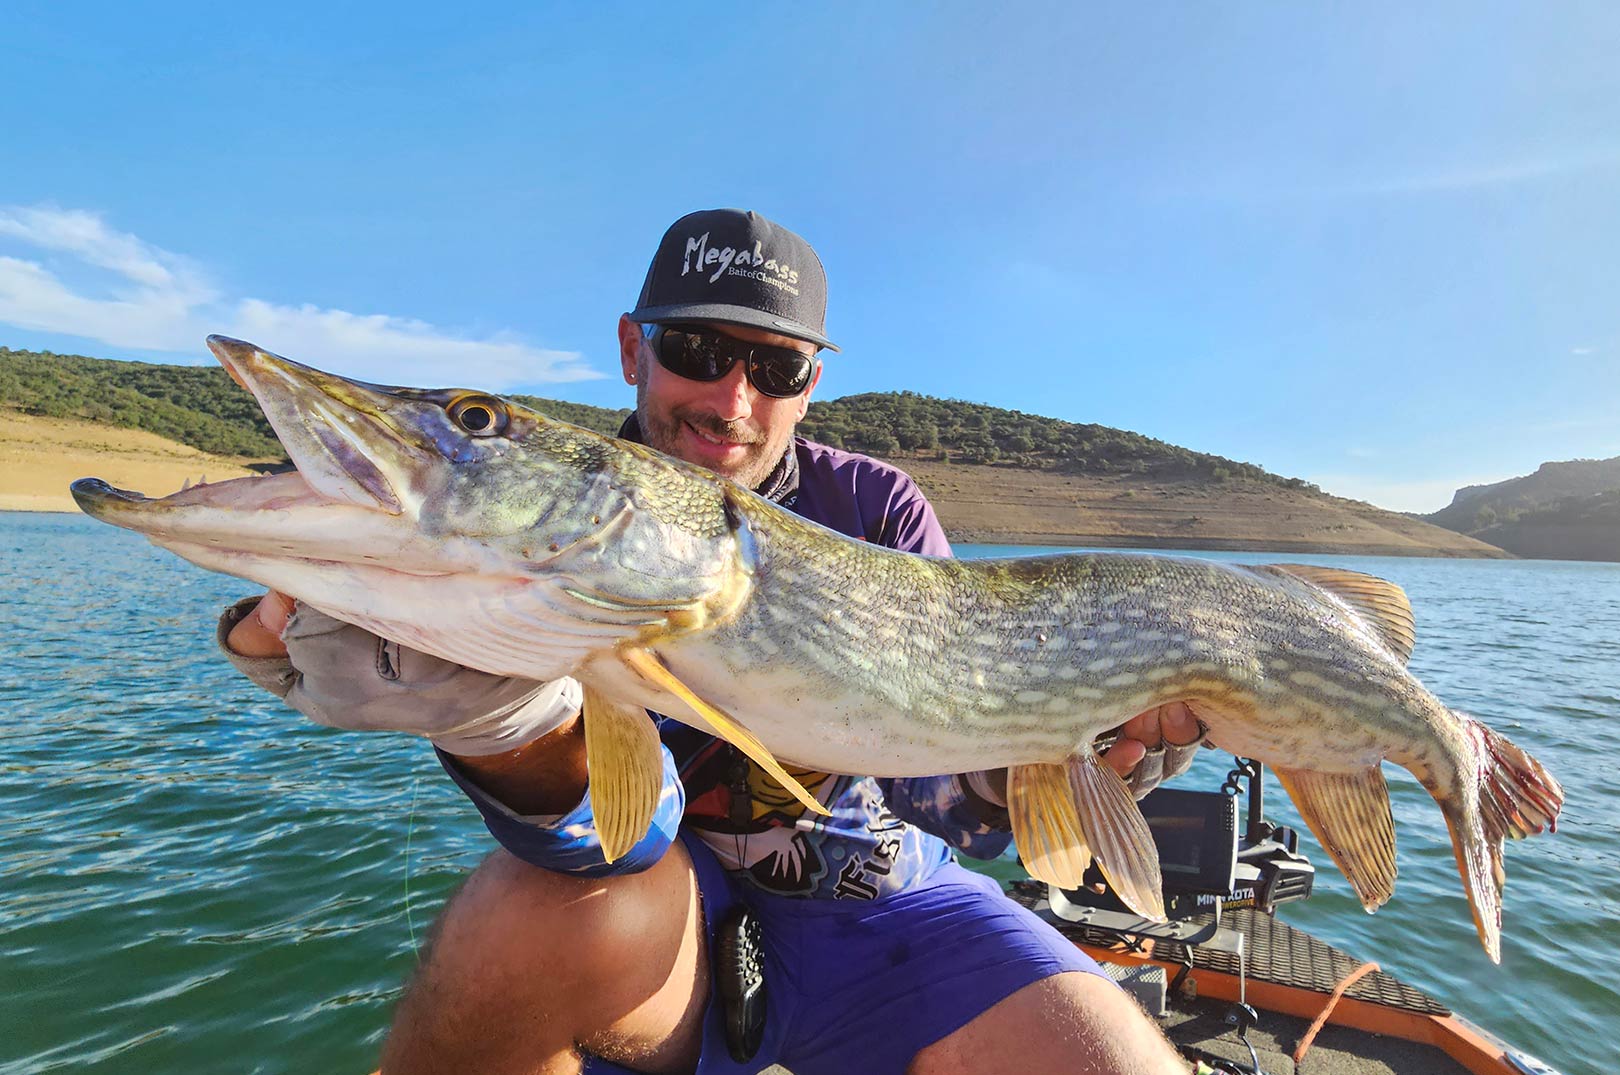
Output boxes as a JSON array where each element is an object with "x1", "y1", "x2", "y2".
[
  {"x1": 1159, "y1": 991, "x2": 1473, "y2": 1075},
  {"x1": 1008, "y1": 887, "x2": 1451, "y2": 1016}
]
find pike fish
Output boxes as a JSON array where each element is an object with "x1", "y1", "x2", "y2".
[{"x1": 72, "y1": 337, "x2": 1564, "y2": 962}]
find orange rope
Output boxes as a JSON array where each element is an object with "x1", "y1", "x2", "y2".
[{"x1": 1293, "y1": 960, "x2": 1379, "y2": 1064}]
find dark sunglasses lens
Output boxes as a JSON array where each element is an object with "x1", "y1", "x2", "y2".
[
  {"x1": 657, "y1": 328, "x2": 731, "y2": 381},
  {"x1": 652, "y1": 327, "x2": 814, "y2": 398},
  {"x1": 747, "y1": 352, "x2": 815, "y2": 398}
]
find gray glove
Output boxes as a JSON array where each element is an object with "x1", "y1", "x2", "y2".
[
  {"x1": 218, "y1": 597, "x2": 581, "y2": 756},
  {"x1": 963, "y1": 724, "x2": 1207, "y2": 813}
]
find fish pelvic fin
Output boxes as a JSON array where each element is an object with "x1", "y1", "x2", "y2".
[
  {"x1": 1068, "y1": 751, "x2": 1167, "y2": 922},
  {"x1": 1437, "y1": 715, "x2": 1565, "y2": 964},
  {"x1": 619, "y1": 647, "x2": 830, "y2": 818},
  {"x1": 1264, "y1": 564, "x2": 1416, "y2": 664},
  {"x1": 1011, "y1": 753, "x2": 1166, "y2": 921},
  {"x1": 582, "y1": 686, "x2": 665, "y2": 863},
  {"x1": 1272, "y1": 765, "x2": 1398, "y2": 914},
  {"x1": 1008, "y1": 763, "x2": 1092, "y2": 890}
]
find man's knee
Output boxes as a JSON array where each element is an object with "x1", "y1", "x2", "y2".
[
  {"x1": 384, "y1": 844, "x2": 709, "y2": 1074},
  {"x1": 909, "y1": 971, "x2": 1185, "y2": 1075}
]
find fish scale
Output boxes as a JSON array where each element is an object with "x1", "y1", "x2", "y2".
[{"x1": 71, "y1": 335, "x2": 1564, "y2": 964}]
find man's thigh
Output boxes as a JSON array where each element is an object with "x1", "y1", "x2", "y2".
[
  {"x1": 757, "y1": 864, "x2": 1117, "y2": 1075},
  {"x1": 382, "y1": 841, "x2": 710, "y2": 1075},
  {"x1": 906, "y1": 971, "x2": 1186, "y2": 1075}
]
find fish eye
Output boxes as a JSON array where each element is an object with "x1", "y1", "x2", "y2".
[{"x1": 449, "y1": 396, "x2": 507, "y2": 437}]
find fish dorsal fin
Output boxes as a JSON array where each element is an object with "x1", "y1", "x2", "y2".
[
  {"x1": 1273, "y1": 764, "x2": 1397, "y2": 913},
  {"x1": 1268, "y1": 564, "x2": 1416, "y2": 664},
  {"x1": 1008, "y1": 763, "x2": 1092, "y2": 890},
  {"x1": 619, "y1": 647, "x2": 830, "y2": 818},
  {"x1": 581, "y1": 685, "x2": 666, "y2": 863}
]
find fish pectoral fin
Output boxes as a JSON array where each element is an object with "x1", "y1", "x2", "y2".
[
  {"x1": 1273, "y1": 764, "x2": 1397, "y2": 913},
  {"x1": 1009, "y1": 763, "x2": 1092, "y2": 889},
  {"x1": 1265, "y1": 564, "x2": 1416, "y2": 664},
  {"x1": 619, "y1": 647, "x2": 830, "y2": 818},
  {"x1": 582, "y1": 686, "x2": 665, "y2": 863},
  {"x1": 1068, "y1": 751, "x2": 1167, "y2": 922}
]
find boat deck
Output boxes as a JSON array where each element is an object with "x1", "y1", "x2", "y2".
[{"x1": 1009, "y1": 885, "x2": 1485, "y2": 1074}]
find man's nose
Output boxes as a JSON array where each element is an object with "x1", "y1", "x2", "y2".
[{"x1": 703, "y1": 362, "x2": 755, "y2": 422}]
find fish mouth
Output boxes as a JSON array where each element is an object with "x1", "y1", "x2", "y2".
[{"x1": 70, "y1": 336, "x2": 430, "y2": 560}]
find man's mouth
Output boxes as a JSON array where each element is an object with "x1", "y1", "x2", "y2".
[{"x1": 688, "y1": 423, "x2": 745, "y2": 449}]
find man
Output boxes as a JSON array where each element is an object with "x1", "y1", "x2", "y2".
[{"x1": 222, "y1": 209, "x2": 1201, "y2": 1074}]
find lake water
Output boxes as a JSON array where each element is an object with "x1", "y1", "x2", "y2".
[{"x1": 1, "y1": 514, "x2": 1615, "y2": 1074}]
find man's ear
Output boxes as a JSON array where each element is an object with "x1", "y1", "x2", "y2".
[
  {"x1": 617, "y1": 315, "x2": 642, "y2": 384},
  {"x1": 793, "y1": 362, "x2": 823, "y2": 420}
]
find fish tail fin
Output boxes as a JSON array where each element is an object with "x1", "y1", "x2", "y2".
[{"x1": 1437, "y1": 714, "x2": 1564, "y2": 964}]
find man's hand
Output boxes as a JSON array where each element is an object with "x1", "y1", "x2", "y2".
[
  {"x1": 1098, "y1": 701, "x2": 1202, "y2": 780},
  {"x1": 217, "y1": 590, "x2": 583, "y2": 766},
  {"x1": 225, "y1": 590, "x2": 296, "y2": 658},
  {"x1": 968, "y1": 702, "x2": 1205, "y2": 808}
]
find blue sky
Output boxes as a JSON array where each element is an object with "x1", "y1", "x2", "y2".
[{"x1": 3, "y1": 3, "x2": 1616, "y2": 512}]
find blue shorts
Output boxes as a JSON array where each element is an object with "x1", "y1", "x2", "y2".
[{"x1": 584, "y1": 832, "x2": 1110, "y2": 1075}]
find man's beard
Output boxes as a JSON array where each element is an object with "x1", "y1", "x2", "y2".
[{"x1": 637, "y1": 394, "x2": 789, "y2": 491}]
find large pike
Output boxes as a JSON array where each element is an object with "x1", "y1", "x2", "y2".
[{"x1": 73, "y1": 337, "x2": 1563, "y2": 962}]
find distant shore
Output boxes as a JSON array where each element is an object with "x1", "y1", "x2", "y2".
[
  {"x1": 1, "y1": 410, "x2": 1512, "y2": 558},
  {"x1": 0, "y1": 411, "x2": 267, "y2": 513}
]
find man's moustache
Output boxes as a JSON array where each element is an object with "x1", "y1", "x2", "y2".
[{"x1": 681, "y1": 411, "x2": 765, "y2": 446}]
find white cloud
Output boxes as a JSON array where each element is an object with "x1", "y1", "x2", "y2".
[{"x1": 0, "y1": 204, "x2": 603, "y2": 389}]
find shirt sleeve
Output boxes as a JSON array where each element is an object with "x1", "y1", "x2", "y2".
[
  {"x1": 880, "y1": 481, "x2": 953, "y2": 556},
  {"x1": 436, "y1": 741, "x2": 687, "y2": 876},
  {"x1": 879, "y1": 775, "x2": 1014, "y2": 860}
]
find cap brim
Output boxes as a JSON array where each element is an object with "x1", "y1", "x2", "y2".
[{"x1": 628, "y1": 302, "x2": 839, "y2": 352}]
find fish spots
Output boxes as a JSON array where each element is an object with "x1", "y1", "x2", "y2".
[
  {"x1": 1145, "y1": 667, "x2": 1178, "y2": 682},
  {"x1": 1161, "y1": 649, "x2": 1184, "y2": 662},
  {"x1": 1103, "y1": 672, "x2": 1141, "y2": 688},
  {"x1": 1135, "y1": 630, "x2": 1166, "y2": 643},
  {"x1": 1015, "y1": 689, "x2": 1051, "y2": 706},
  {"x1": 1287, "y1": 670, "x2": 1359, "y2": 702},
  {"x1": 1096, "y1": 622, "x2": 1123, "y2": 635},
  {"x1": 1085, "y1": 657, "x2": 1117, "y2": 673}
]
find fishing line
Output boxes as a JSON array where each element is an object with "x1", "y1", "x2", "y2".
[{"x1": 404, "y1": 774, "x2": 422, "y2": 959}]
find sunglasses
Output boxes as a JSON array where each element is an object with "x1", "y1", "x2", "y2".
[{"x1": 642, "y1": 324, "x2": 819, "y2": 399}]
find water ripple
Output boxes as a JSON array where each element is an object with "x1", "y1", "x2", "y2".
[{"x1": 3, "y1": 519, "x2": 1617, "y2": 1074}]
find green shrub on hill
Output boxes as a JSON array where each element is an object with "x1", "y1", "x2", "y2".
[
  {"x1": 800, "y1": 392, "x2": 1298, "y2": 487},
  {"x1": 1, "y1": 346, "x2": 1295, "y2": 489},
  {"x1": 0, "y1": 347, "x2": 631, "y2": 456}
]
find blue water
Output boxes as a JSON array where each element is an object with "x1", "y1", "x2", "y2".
[{"x1": 1, "y1": 516, "x2": 1614, "y2": 1074}]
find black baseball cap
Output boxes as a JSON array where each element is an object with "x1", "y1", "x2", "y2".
[{"x1": 629, "y1": 209, "x2": 839, "y2": 352}]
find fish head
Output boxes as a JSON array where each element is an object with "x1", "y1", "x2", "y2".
[{"x1": 70, "y1": 336, "x2": 628, "y2": 580}]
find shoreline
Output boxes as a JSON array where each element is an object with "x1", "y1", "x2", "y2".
[{"x1": 1, "y1": 411, "x2": 1513, "y2": 559}]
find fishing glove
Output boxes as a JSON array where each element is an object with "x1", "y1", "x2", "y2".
[
  {"x1": 218, "y1": 597, "x2": 581, "y2": 756},
  {"x1": 962, "y1": 722, "x2": 1207, "y2": 815}
]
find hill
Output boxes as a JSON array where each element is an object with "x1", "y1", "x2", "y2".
[
  {"x1": 1425, "y1": 456, "x2": 1620, "y2": 532},
  {"x1": 1421, "y1": 457, "x2": 1620, "y2": 561},
  {"x1": 1, "y1": 345, "x2": 1503, "y2": 556}
]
